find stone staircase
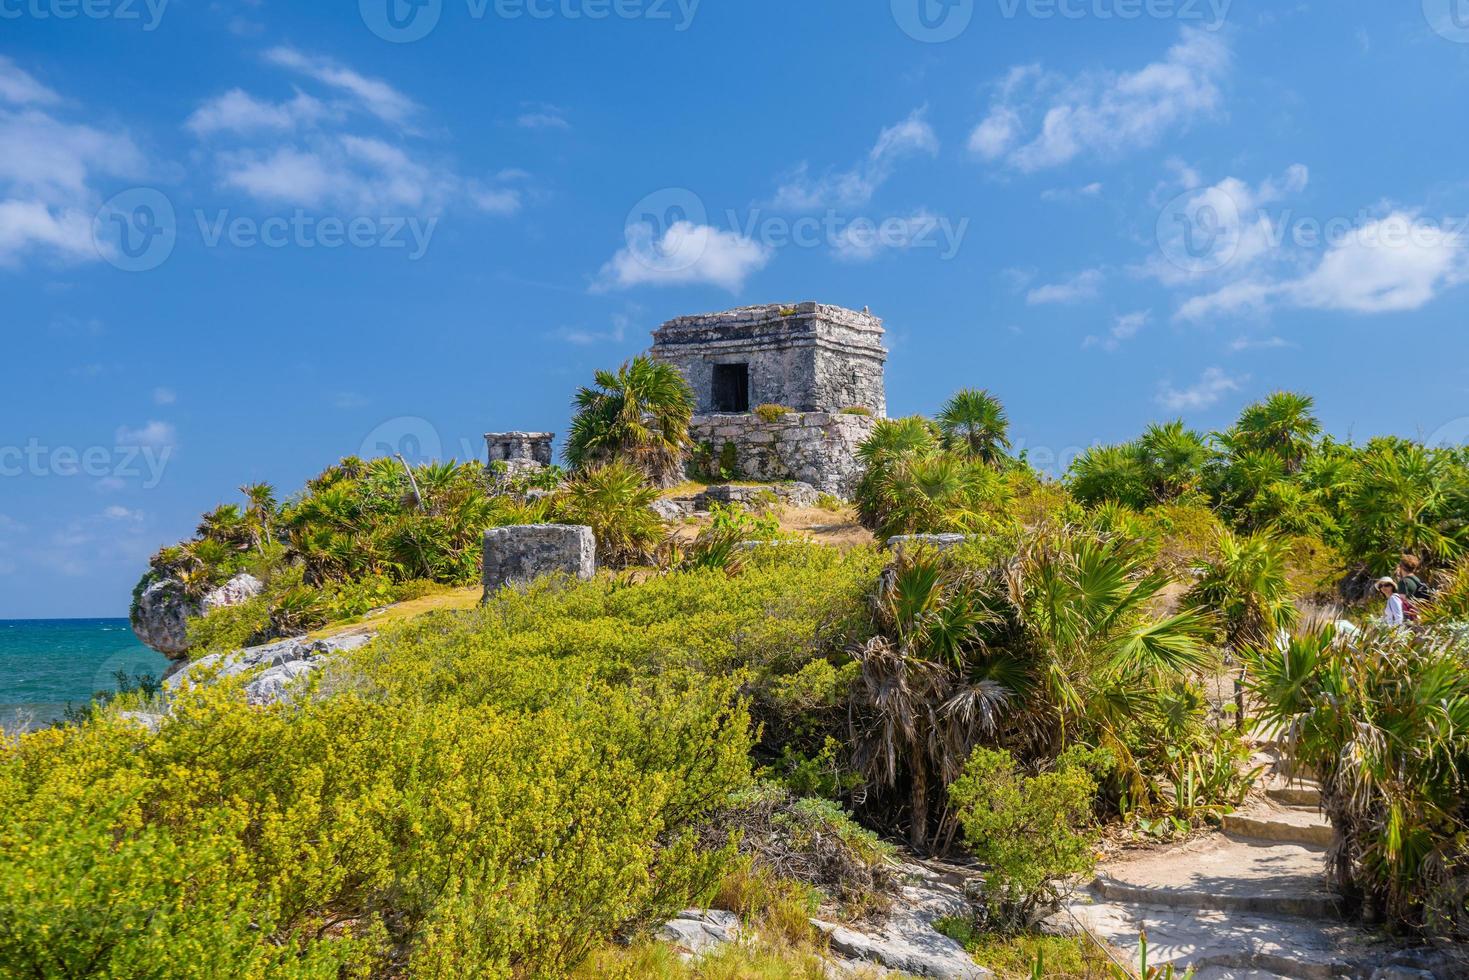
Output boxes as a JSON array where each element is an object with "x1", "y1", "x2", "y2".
[{"x1": 1063, "y1": 757, "x2": 1386, "y2": 979}]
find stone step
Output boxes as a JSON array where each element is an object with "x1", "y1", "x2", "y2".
[
  {"x1": 1223, "y1": 804, "x2": 1333, "y2": 848},
  {"x1": 1063, "y1": 895, "x2": 1368, "y2": 980},
  {"x1": 1089, "y1": 834, "x2": 1341, "y2": 921},
  {"x1": 1263, "y1": 781, "x2": 1323, "y2": 809}
]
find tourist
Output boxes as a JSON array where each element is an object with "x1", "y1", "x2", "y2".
[
  {"x1": 1378, "y1": 577, "x2": 1406, "y2": 626},
  {"x1": 1397, "y1": 555, "x2": 1428, "y2": 599}
]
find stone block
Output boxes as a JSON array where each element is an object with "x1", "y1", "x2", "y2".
[{"x1": 482, "y1": 524, "x2": 595, "y2": 596}]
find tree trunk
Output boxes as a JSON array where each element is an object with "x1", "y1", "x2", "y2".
[{"x1": 908, "y1": 746, "x2": 929, "y2": 853}]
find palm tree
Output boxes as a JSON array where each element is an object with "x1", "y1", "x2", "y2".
[
  {"x1": 1185, "y1": 530, "x2": 1298, "y2": 653},
  {"x1": 850, "y1": 531, "x2": 1215, "y2": 852},
  {"x1": 1346, "y1": 443, "x2": 1468, "y2": 572},
  {"x1": 1067, "y1": 444, "x2": 1153, "y2": 510},
  {"x1": 1223, "y1": 391, "x2": 1321, "y2": 473},
  {"x1": 868, "y1": 453, "x2": 1006, "y2": 540},
  {"x1": 566, "y1": 356, "x2": 694, "y2": 488},
  {"x1": 240, "y1": 483, "x2": 278, "y2": 552},
  {"x1": 936, "y1": 388, "x2": 1011, "y2": 465},
  {"x1": 1138, "y1": 420, "x2": 1212, "y2": 501}
]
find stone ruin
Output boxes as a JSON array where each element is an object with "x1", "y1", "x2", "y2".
[
  {"x1": 482, "y1": 524, "x2": 596, "y2": 599},
  {"x1": 484, "y1": 432, "x2": 554, "y2": 475},
  {"x1": 650, "y1": 302, "x2": 887, "y2": 496}
]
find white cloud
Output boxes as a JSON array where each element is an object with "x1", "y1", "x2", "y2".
[
  {"x1": 557, "y1": 312, "x2": 632, "y2": 345},
  {"x1": 0, "y1": 57, "x2": 60, "y2": 106},
  {"x1": 0, "y1": 66, "x2": 145, "y2": 266},
  {"x1": 970, "y1": 30, "x2": 1230, "y2": 172},
  {"x1": 1156, "y1": 367, "x2": 1244, "y2": 411},
  {"x1": 596, "y1": 221, "x2": 771, "y2": 292},
  {"x1": 1084, "y1": 310, "x2": 1149, "y2": 351},
  {"x1": 103, "y1": 505, "x2": 144, "y2": 522},
  {"x1": 152, "y1": 386, "x2": 176, "y2": 405},
  {"x1": 773, "y1": 109, "x2": 938, "y2": 211},
  {"x1": 186, "y1": 88, "x2": 330, "y2": 136},
  {"x1": 115, "y1": 420, "x2": 176, "y2": 449},
  {"x1": 1027, "y1": 268, "x2": 1103, "y2": 305},
  {"x1": 831, "y1": 210, "x2": 942, "y2": 262},
  {"x1": 516, "y1": 104, "x2": 569, "y2": 131},
  {"x1": 1041, "y1": 182, "x2": 1103, "y2": 202},
  {"x1": 1175, "y1": 211, "x2": 1468, "y2": 321},
  {"x1": 190, "y1": 54, "x2": 520, "y2": 220},
  {"x1": 263, "y1": 47, "x2": 416, "y2": 126}
]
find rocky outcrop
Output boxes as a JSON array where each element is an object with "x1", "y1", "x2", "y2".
[
  {"x1": 131, "y1": 577, "x2": 195, "y2": 658},
  {"x1": 482, "y1": 524, "x2": 596, "y2": 597},
  {"x1": 131, "y1": 573, "x2": 264, "y2": 659},
  {"x1": 165, "y1": 633, "x2": 374, "y2": 706}
]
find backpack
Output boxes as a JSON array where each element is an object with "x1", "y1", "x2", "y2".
[{"x1": 1400, "y1": 595, "x2": 1420, "y2": 623}]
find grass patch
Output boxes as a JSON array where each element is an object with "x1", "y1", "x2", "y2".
[{"x1": 934, "y1": 920, "x2": 1119, "y2": 979}]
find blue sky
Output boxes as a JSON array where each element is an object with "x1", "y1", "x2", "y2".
[{"x1": 5, "y1": 0, "x2": 1469, "y2": 617}]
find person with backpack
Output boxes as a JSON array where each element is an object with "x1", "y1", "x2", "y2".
[
  {"x1": 1397, "y1": 555, "x2": 1429, "y2": 600},
  {"x1": 1378, "y1": 576, "x2": 1418, "y2": 626}
]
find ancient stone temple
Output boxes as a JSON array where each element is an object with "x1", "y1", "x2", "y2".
[
  {"x1": 484, "y1": 432, "x2": 554, "y2": 473},
  {"x1": 650, "y1": 302, "x2": 887, "y2": 497},
  {"x1": 649, "y1": 302, "x2": 887, "y2": 416}
]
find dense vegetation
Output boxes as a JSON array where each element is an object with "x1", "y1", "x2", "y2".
[{"x1": 17, "y1": 373, "x2": 1469, "y2": 973}]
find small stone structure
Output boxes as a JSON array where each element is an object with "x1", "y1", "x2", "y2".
[
  {"x1": 689, "y1": 412, "x2": 878, "y2": 497},
  {"x1": 482, "y1": 524, "x2": 595, "y2": 597},
  {"x1": 651, "y1": 302, "x2": 887, "y2": 415},
  {"x1": 484, "y1": 432, "x2": 554, "y2": 473},
  {"x1": 650, "y1": 302, "x2": 888, "y2": 498}
]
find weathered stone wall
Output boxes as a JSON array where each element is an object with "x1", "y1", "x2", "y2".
[
  {"x1": 651, "y1": 302, "x2": 887, "y2": 416},
  {"x1": 690, "y1": 412, "x2": 878, "y2": 497},
  {"x1": 484, "y1": 432, "x2": 554, "y2": 467},
  {"x1": 482, "y1": 524, "x2": 595, "y2": 597}
]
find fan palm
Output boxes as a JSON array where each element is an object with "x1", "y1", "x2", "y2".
[
  {"x1": 936, "y1": 388, "x2": 1011, "y2": 465},
  {"x1": 566, "y1": 356, "x2": 694, "y2": 487},
  {"x1": 1222, "y1": 391, "x2": 1321, "y2": 473}
]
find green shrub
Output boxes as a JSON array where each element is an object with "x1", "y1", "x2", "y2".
[
  {"x1": 719, "y1": 441, "x2": 740, "y2": 480},
  {"x1": 815, "y1": 493, "x2": 842, "y2": 512},
  {"x1": 187, "y1": 595, "x2": 272, "y2": 653},
  {"x1": 680, "y1": 502, "x2": 783, "y2": 573},
  {"x1": 948, "y1": 746, "x2": 1110, "y2": 930},
  {"x1": 1246, "y1": 627, "x2": 1469, "y2": 938},
  {"x1": 552, "y1": 461, "x2": 664, "y2": 568},
  {"x1": 754, "y1": 404, "x2": 792, "y2": 423},
  {"x1": 839, "y1": 406, "x2": 873, "y2": 416}
]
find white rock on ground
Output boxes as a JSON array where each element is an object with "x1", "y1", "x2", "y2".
[
  {"x1": 657, "y1": 910, "x2": 743, "y2": 958},
  {"x1": 165, "y1": 633, "x2": 375, "y2": 706},
  {"x1": 811, "y1": 863, "x2": 991, "y2": 980}
]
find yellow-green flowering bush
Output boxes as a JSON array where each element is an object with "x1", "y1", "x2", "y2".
[{"x1": 0, "y1": 546, "x2": 884, "y2": 976}]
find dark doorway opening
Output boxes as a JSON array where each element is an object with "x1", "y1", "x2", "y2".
[{"x1": 711, "y1": 363, "x2": 750, "y2": 413}]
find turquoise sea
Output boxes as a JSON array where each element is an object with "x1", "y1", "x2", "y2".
[{"x1": 0, "y1": 619, "x2": 169, "y2": 730}]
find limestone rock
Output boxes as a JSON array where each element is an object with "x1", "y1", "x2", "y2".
[
  {"x1": 202, "y1": 573, "x2": 264, "y2": 614},
  {"x1": 657, "y1": 909, "x2": 742, "y2": 957},
  {"x1": 697, "y1": 482, "x2": 820, "y2": 510},
  {"x1": 688, "y1": 413, "x2": 877, "y2": 497},
  {"x1": 130, "y1": 577, "x2": 197, "y2": 658},
  {"x1": 886, "y1": 534, "x2": 977, "y2": 552},
  {"x1": 482, "y1": 524, "x2": 596, "y2": 596},
  {"x1": 165, "y1": 633, "x2": 375, "y2": 706},
  {"x1": 652, "y1": 497, "x2": 694, "y2": 521},
  {"x1": 811, "y1": 863, "x2": 989, "y2": 979}
]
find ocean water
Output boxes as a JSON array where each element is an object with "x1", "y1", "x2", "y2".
[{"x1": 0, "y1": 619, "x2": 169, "y2": 730}]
